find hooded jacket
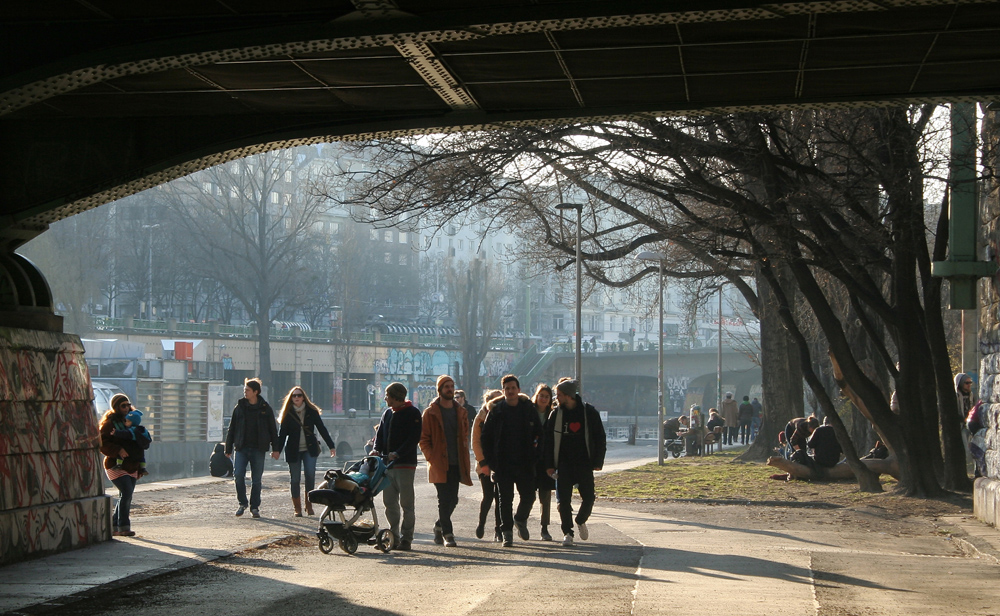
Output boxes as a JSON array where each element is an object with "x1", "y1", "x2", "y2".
[
  {"x1": 543, "y1": 396, "x2": 607, "y2": 471},
  {"x1": 225, "y1": 397, "x2": 279, "y2": 454},
  {"x1": 419, "y1": 397, "x2": 473, "y2": 485}
]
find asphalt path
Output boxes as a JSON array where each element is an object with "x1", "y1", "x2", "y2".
[{"x1": 6, "y1": 441, "x2": 1000, "y2": 616}]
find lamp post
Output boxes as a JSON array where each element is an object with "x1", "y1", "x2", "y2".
[
  {"x1": 709, "y1": 284, "x2": 724, "y2": 412},
  {"x1": 556, "y1": 202, "x2": 583, "y2": 392},
  {"x1": 636, "y1": 250, "x2": 666, "y2": 465},
  {"x1": 141, "y1": 223, "x2": 160, "y2": 320},
  {"x1": 307, "y1": 358, "x2": 314, "y2": 394}
]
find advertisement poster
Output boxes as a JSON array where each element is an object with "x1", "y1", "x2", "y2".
[{"x1": 207, "y1": 382, "x2": 225, "y2": 442}]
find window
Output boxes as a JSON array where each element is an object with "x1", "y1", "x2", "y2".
[
  {"x1": 384, "y1": 230, "x2": 393, "y2": 242},
  {"x1": 370, "y1": 229, "x2": 379, "y2": 240},
  {"x1": 398, "y1": 232, "x2": 407, "y2": 243},
  {"x1": 284, "y1": 170, "x2": 292, "y2": 183},
  {"x1": 283, "y1": 193, "x2": 292, "y2": 206},
  {"x1": 202, "y1": 182, "x2": 212, "y2": 193},
  {"x1": 331, "y1": 222, "x2": 340, "y2": 234},
  {"x1": 230, "y1": 186, "x2": 239, "y2": 198},
  {"x1": 553, "y1": 314, "x2": 564, "y2": 331},
  {"x1": 270, "y1": 192, "x2": 279, "y2": 204},
  {"x1": 436, "y1": 237, "x2": 441, "y2": 248},
  {"x1": 610, "y1": 316, "x2": 617, "y2": 331},
  {"x1": 554, "y1": 288, "x2": 563, "y2": 304},
  {"x1": 384, "y1": 252, "x2": 392, "y2": 264},
  {"x1": 398, "y1": 254, "x2": 408, "y2": 266},
  {"x1": 459, "y1": 239, "x2": 464, "y2": 250},
  {"x1": 230, "y1": 162, "x2": 239, "y2": 174}
]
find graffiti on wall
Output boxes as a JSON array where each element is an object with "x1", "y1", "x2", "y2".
[{"x1": 0, "y1": 328, "x2": 110, "y2": 565}]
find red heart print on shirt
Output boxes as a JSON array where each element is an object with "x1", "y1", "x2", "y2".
[{"x1": 568, "y1": 422, "x2": 582, "y2": 433}]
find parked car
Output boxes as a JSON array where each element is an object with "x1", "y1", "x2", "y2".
[{"x1": 91, "y1": 381, "x2": 127, "y2": 417}]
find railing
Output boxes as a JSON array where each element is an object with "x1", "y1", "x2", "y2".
[{"x1": 88, "y1": 358, "x2": 225, "y2": 380}]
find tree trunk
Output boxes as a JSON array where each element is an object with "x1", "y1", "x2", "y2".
[{"x1": 737, "y1": 262, "x2": 802, "y2": 462}]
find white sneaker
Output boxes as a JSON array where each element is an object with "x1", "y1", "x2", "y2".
[
  {"x1": 562, "y1": 534, "x2": 574, "y2": 546},
  {"x1": 577, "y1": 522, "x2": 589, "y2": 541}
]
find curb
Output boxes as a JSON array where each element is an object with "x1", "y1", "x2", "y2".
[{"x1": 1, "y1": 533, "x2": 303, "y2": 616}]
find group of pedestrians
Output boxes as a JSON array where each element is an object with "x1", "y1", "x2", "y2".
[{"x1": 374, "y1": 373, "x2": 607, "y2": 550}]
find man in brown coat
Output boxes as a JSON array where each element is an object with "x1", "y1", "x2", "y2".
[
  {"x1": 720, "y1": 392, "x2": 739, "y2": 446},
  {"x1": 419, "y1": 374, "x2": 473, "y2": 547}
]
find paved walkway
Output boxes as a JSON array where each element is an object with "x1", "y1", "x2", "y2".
[{"x1": 3, "y1": 447, "x2": 1000, "y2": 615}]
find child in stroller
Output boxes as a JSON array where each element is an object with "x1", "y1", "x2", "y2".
[{"x1": 308, "y1": 455, "x2": 395, "y2": 555}]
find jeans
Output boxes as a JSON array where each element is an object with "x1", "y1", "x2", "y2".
[
  {"x1": 287, "y1": 451, "x2": 318, "y2": 498},
  {"x1": 556, "y1": 465, "x2": 595, "y2": 536},
  {"x1": 234, "y1": 448, "x2": 266, "y2": 509},
  {"x1": 495, "y1": 469, "x2": 536, "y2": 533},
  {"x1": 111, "y1": 474, "x2": 137, "y2": 531},
  {"x1": 739, "y1": 421, "x2": 752, "y2": 444},
  {"x1": 434, "y1": 465, "x2": 460, "y2": 535},
  {"x1": 478, "y1": 472, "x2": 500, "y2": 532},
  {"x1": 382, "y1": 468, "x2": 416, "y2": 542}
]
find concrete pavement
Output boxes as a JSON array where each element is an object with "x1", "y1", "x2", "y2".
[{"x1": 3, "y1": 443, "x2": 1000, "y2": 615}]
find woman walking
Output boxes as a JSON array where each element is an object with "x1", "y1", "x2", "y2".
[
  {"x1": 472, "y1": 389, "x2": 503, "y2": 540},
  {"x1": 273, "y1": 386, "x2": 336, "y2": 516},
  {"x1": 533, "y1": 384, "x2": 556, "y2": 541},
  {"x1": 99, "y1": 394, "x2": 151, "y2": 537}
]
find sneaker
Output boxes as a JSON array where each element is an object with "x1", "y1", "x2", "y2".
[
  {"x1": 475, "y1": 524, "x2": 485, "y2": 539},
  {"x1": 502, "y1": 531, "x2": 514, "y2": 547},
  {"x1": 444, "y1": 533, "x2": 457, "y2": 547},
  {"x1": 540, "y1": 527, "x2": 552, "y2": 541},
  {"x1": 514, "y1": 518, "x2": 530, "y2": 541},
  {"x1": 494, "y1": 529, "x2": 503, "y2": 543},
  {"x1": 433, "y1": 524, "x2": 444, "y2": 545},
  {"x1": 235, "y1": 505, "x2": 246, "y2": 517},
  {"x1": 577, "y1": 522, "x2": 589, "y2": 541},
  {"x1": 250, "y1": 508, "x2": 261, "y2": 518},
  {"x1": 562, "y1": 533, "x2": 574, "y2": 546},
  {"x1": 397, "y1": 540, "x2": 412, "y2": 551}
]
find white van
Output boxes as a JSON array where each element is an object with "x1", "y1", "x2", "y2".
[{"x1": 91, "y1": 381, "x2": 127, "y2": 417}]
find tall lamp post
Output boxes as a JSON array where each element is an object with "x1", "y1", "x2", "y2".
[
  {"x1": 709, "y1": 284, "x2": 724, "y2": 411},
  {"x1": 307, "y1": 358, "x2": 314, "y2": 395},
  {"x1": 636, "y1": 250, "x2": 666, "y2": 465},
  {"x1": 141, "y1": 223, "x2": 160, "y2": 320},
  {"x1": 556, "y1": 202, "x2": 583, "y2": 392}
]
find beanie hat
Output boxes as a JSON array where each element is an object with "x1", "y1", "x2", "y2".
[
  {"x1": 110, "y1": 393, "x2": 130, "y2": 412},
  {"x1": 436, "y1": 374, "x2": 455, "y2": 392},
  {"x1": 555, "y1": 379, "x2": 580, "y2": 398},
  {"x1": 125, "y1": 409, "x2": 143, "y2": 426}
]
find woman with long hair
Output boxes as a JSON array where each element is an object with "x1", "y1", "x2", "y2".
[
  {"x1": 99, "y1": 394, "x2": 151, "y2": 537},
  {"x1": 272, "y1": 386, "x2": 336, "y2": 516},
  {"x1": 532, "y1": 383, "x2": 555, "y2": 541},
  {"x1": 472, "y1": 388, "x2": 504, "y2": 541}
]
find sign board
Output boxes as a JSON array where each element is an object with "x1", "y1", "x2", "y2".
[{"x1": 207, "y1": 382, "x2": 225, "y2": 442}]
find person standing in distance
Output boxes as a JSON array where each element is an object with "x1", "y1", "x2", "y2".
[
  {"x1": 545, "y1": 378, "x2": 606, "y2": 546},
  {"x1": 371, "y1": 382, "x2": 422, "y2": 551},
  {"x1": 481, "y1": 374, "x2": 541, "y2": 547},
  {"x1": 225, "y1": 378, "x2": 279, "y2": 519},
  {"x1": 419, "y1": 375, "x2": 473, "y2": 547}
]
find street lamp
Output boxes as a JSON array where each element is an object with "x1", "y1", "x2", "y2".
[
  {"x1": 636, "y1": 250, "x2": 666, "y2": 465},
  {"x1": 141, "y1": 224, "x2": 160, "y2": 320},
  {"x1": 307, "y1": 358, "x2": 314, "y2": 394},
  {"x1": 709, "y1": 284, "x2": 724, "y2": 414},
  {"x1": 556, "y1": 202, "x2": 583, "y2": 392}
]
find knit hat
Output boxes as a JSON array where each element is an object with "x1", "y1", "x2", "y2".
[
  {"x1": 110, "y1": 393, "x2": 130, "y2": 412},
  {"x1": 125, "y1": 409, "x2": 143, "y2": 426},
  {"x1": 436, "y1": 374, "x2": 455, "y2": 392},
  {"x1": 556, "y1": 379, "x2": 580, "y2": 398}
]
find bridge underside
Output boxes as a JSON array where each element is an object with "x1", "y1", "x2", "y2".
[{"x1": 2, "y1": 0, "x2": 999, "y2": 242}]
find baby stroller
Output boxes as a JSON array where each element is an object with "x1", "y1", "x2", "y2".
[
  {"x1": 664, "y1": 435, "x2": 686, "y2": 459},
  {"x1": 308, "y1": 455, "x2": 394, "y2": 555}
]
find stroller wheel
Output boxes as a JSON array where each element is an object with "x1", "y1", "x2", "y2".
[
  {"x1": 376, "y1": 529, "x2": 395, "y2": 553},
  {"x1": 671, "y1": 448, "x2": 681, "y2": 459},
  {"x1": 340, "y1": 533, "x2": 359, "y2": 555},
  {"x1": 319, "y1": 534, "x2": 334, "y2": 554}
]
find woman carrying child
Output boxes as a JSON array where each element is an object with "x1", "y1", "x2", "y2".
[{"x1": 99, "y1": 394, "x2": 151, "y2": 537}]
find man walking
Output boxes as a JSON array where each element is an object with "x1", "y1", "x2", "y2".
[
  {"x1": 720, "y1": 392, "x2": 738, "y2": 446},
  {"x1": 225, "y1": 378, "x2": 279, "y2": 518},
  {"x1": 456, "y1": 389, "x2": 476, "y2": 424},
  {"x1": 545, "y1": 379, "x2": 606, "y2": 546},
  {"x1": 481, "y1": 374, "x2": 541, "y2": 547},
  {"x1": 419, "y1": 375, "x2": 472, "y2": 547},
  {"x1": 372, "y1": 382, "x2": 422, "y2": 551},
  {"x1": 738, "y1": 395, "x2": 754, "y2": 445}
]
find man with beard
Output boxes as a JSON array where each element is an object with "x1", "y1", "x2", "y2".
[{"x1": 419, "y1": 375, "x2": 472, "y2": 547}]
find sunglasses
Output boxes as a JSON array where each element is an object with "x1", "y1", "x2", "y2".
[{"x1": 292, "y1": 393, "x2": 305, "y2": 398}]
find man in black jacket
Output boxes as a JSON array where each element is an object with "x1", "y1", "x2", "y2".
[
  {"x1": 545, "y1": 378, "x2": 606, "y2": 546},
  {"x1": 225, "y1": 378, "x2": 279, "y2": 518},
  {"x1": 481, "y1": 374, "x2": 542, "y2": 547},
  {"x1": 372, "y1": 382, "x2": 422, "y2": 551}
]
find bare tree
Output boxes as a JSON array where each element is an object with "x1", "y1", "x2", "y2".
[{"x1": 448, "y1": 258, "x2": 506, "y2": 400}]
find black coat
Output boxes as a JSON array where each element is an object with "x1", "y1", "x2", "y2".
[
  {"x1": 543, "y1": 399, "x2": 607, "y2": 471},
  {"x1": 481, "y1": 393, "x2": 542, "y2": 476},
  {"x1": 277, "y1": 404, "x2": 336, "y2": 463},
  {"x1": 225, "y1": 397, "x2": 279, "y2": 454}
]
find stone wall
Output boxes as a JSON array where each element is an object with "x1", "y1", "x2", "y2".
[
  {"x1": 977, "y1": 106, "x2": 1000, "y2": 527},
  {"x1": 0, "y1": 328, "x2": 110, "y2": 565}
]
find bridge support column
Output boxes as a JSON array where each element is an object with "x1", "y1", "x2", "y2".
[{"x1": 0, "y1": 241, "x2": 110, "y2": 565}]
